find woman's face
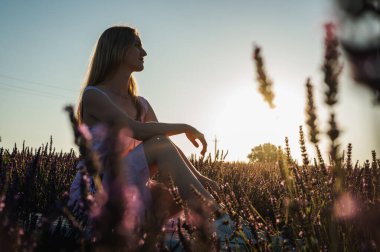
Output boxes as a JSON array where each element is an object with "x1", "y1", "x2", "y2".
[{"x1": 124, "y1": 36, "x2": 147, "y2": 72}]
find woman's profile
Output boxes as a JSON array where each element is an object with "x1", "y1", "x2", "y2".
[{"x1": 68, "y1": 25, "x2": 228, "y2": 229}]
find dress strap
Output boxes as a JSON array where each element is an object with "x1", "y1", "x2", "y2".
[{"x1": 84, "y1": 86, "x2": 110, "y2": 97}]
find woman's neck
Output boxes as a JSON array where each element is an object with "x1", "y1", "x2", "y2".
[{"x1": 105, "y1": 65, "x2": 132, "y2": 95}]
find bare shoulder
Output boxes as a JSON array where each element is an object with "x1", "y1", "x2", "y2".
[
  {"x1": 138, "y1": 96, "x2": 151, "y2": 111},
  {"x1": 82, "y1": 86, "x2": 116, "y2": 122},
  {"x1": 138, "y1": 96, "x2": 152, "y2": 105},
  {"x1": 139, "y1": 96, "x2": 158, "y2": 122},
  {"x1": 138, "y1": 95, "x2": 149, "y2": 105},
  {"x1": 82, "y1": 86, "x2": 109, "y2": 106}
]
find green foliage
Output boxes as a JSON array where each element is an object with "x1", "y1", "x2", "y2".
[{"x1": 247, "y1": 142, "x2": 282, "y2": 163}]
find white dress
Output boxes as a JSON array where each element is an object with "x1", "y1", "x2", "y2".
[{"x1": 68, "y1": 86, "x2": 151, "y2": 222}]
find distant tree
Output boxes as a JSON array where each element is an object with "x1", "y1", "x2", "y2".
[{"x1": 247, "y1": 143, "x2": 281, "y2": 163}]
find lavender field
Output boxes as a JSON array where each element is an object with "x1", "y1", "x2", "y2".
[{"x1": 1, "y1": 133, "x2": 379, "y2": 251}]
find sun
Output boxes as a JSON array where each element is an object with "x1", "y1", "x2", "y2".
[{"x1": 204, "y1": 81, "x2": 307, "y2": 161}]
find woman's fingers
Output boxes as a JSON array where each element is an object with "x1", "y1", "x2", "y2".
[
  {"x1": 185, "y1": 127, "x2": 207, "y2": 156},
  {"x1": 190, "y1": 138, "x2": 199, "y2": 148},
  {"x1": 198, "y1": 135, "x2": 207, "y2": 156},
  {"x1": 186, "y1": 133, "x2": 199, "y2": 147}
]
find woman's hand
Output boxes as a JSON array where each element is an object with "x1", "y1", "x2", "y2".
[{"x1": 185, "y1": 125, "x2": 208, "y2": 156}]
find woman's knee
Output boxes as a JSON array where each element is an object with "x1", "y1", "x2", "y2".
[
  {"x1": 143, "y1": 135, "x2": 173, "y2": 164},
  {"x1": 143, "y1": 135, "x2": 172, "y2": 151}
]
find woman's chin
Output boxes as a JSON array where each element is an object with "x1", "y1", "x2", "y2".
[
  {"x1": 134, "y1": 65, "x2": 144, "y2": 72},
  {"x1": 133, "y1": 66, "x2": 144, "y2": 72}
]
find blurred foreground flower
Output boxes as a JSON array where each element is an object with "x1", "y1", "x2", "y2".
[
  {"x1": 253, "y1": 45, "x2": 276, "y2": 109},
  {"x1": 78, "y1": 124, "x2": 92, "y2": 141},
  {"x1": 334, "y1": 0, "x2": 380, "y2": 102},
  {"x1": 333, "y1": 192, "x2": 358, "y2": 220}
]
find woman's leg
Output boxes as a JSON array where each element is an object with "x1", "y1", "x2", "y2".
[
  {"x1": 173, "y1": 143, "x2": 220, "y2": 192},
  {"x1": 143, "y1": 135, "x2": 219, "y2": 212},
  {"x1": 149, "y1": 180, "x2": 182, "y2": 217}
]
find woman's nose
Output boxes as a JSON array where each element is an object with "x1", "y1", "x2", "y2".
[{"x1": 142, "y1": 48, "x2": 147, "y2": 57}]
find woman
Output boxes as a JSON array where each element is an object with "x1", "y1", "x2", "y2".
[
  {"x1": 68, "y1": 26, "x2": 254, "y2": 248},
  {"x1": 68, "y1": 25, "x2": 221, "y2": 224}
]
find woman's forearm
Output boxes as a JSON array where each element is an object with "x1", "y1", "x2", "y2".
[
  {"x1": 113, "y1": 111, "x2": 206, "y2": 155},
  {"x1": 129, "y1": 120, "x2": 191, "y2": 141}
]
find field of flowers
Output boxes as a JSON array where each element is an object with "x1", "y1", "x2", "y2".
[{"x1": 0, "y1": 133, "x2": 379, "y2": 251}]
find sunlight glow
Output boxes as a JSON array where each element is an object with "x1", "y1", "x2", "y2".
[{"x1": 205, "y1": 81, "x2": 308, "y2": 161}]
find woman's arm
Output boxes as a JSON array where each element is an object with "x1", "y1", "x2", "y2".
[
  {"x1": 144, "y1": 99, "x2": 219, "y2": 190},
  {"x1": 83, "y1": 89, "x2": 207, "y2": 155},
  {"x1": 143, "y1": 98, "x2": 219, "y2": 190}
]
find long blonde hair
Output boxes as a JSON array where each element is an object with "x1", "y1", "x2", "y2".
[{"x1": 76, "y1": 26, "x2": 143, "y2": 124}]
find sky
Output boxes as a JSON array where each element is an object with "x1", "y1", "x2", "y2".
[{"x1": 0, "y1": 0, "x2": 379, "y2": 163}]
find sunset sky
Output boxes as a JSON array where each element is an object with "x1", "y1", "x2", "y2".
[{"x1": 0, "y1": 0, "x2": 379, "y2": 162}]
